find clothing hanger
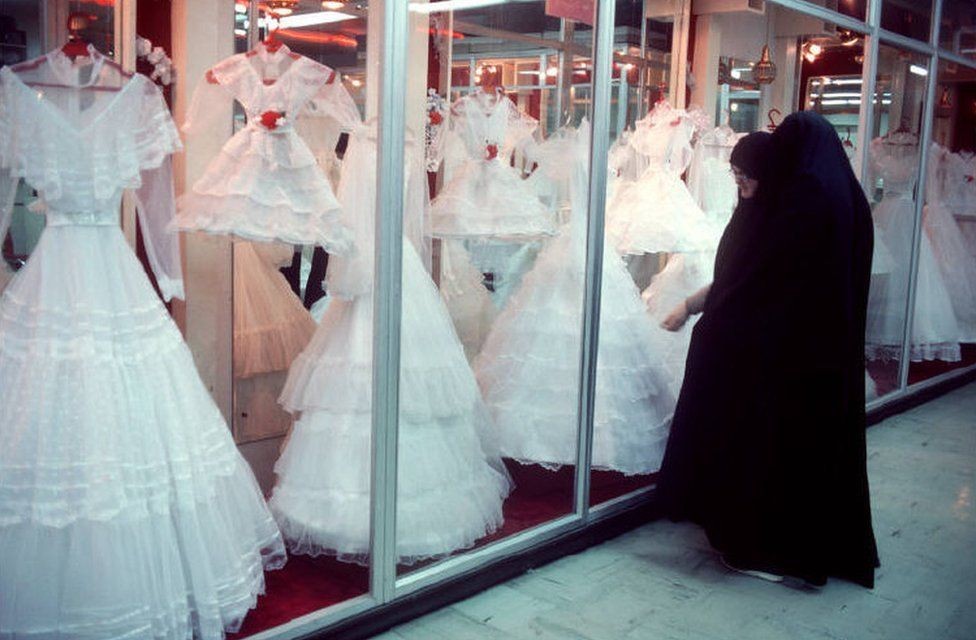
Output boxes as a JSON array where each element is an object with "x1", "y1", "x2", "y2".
[
  {"x1": 207, "y1": 13, "x2": 334, "y2": 87},
  {"x1": 766, "y1": 108, "x2": 782, "y2": 131},
  {"x1": 842, "y1": 126, "x2": 855, "y2": 149},
  {"x1": 11, "y1": 13, "x2": 128, "y2": 91}
]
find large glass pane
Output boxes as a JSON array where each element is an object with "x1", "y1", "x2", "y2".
[
  {"x1": 395, "y1": 0, "x2": 599, "y2": 577},
  {"x1": 907, "y1": 59, "x2": 976, "y2": 386},
  {"x1": 592, "y1": 1, "x2": 867, "y2": 506},
  {"x1": 882, "y1": 0, "x2": 933, "y2": 42},
  {"x1": 939, "y1": 0, "x2": 976, "y2": 60},
  {"x1": 205, "y1": 1, "x2": 372, "y2": 633},
  {"x1": 864, "y1": 45, "x2": 931, "y2": 398},
  {"x1": 801, "y1": 0, "x2": 868, "y2": 22}
]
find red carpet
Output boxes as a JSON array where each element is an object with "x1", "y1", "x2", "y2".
[
  {"x1": 231, "y1": 461, "x2": 653, "y2": 636},
  {"x1": 868, "y1": 343, "x2": 976, "y2": 396}
]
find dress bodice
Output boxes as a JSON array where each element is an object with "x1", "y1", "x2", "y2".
[
  {"x1": 0, "y1": 48, "x2": 184, "y2": 299},
  {"x1": 870, "y1": 136, "x2": 919, "y2": 197},
  {"x1": 451, "y1": 88, "x2": 537, "y2": 161},
  {"x1": 629, "y1": 106, "x2": 695, "y2": 176}
]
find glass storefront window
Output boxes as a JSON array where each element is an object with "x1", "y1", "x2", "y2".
[
  {"x1": 864, "y1": 45, "x2": 931, "y2": 398},
  {"x1": 881, "y1": 0, "x2": 933, "y2": 42},
  {"x1": 397, "y1": 0, "x2": 595, "y2": 577},
  {"x1": 939, "y1": 0, "x2": 976, "y2": 60},
  {"x1": 908, "y1": 59, "x2": 976, "y2": 386}
]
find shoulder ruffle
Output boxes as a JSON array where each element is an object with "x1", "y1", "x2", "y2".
[{"x1": 0, "y1": 71, "x2": 181, "y2": 202}]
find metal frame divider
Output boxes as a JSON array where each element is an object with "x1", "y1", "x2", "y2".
[
  {"x1": 573, "y1": 0, "x2": 617, "y2": 521},
  {"x1": 896, "y1": 0, "x2": 943, "y2": 390},
  {"x1": 371, "y1": 0, "x2": 409, "y2": 606}
]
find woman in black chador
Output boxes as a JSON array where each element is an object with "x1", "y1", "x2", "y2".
[{"x1": 656, "y1": 112, "x2": 879, "y2": 588}]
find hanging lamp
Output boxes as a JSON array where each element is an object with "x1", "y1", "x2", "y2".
[{"x1": 754, "y1": 7, "x2": 777, "y2": 85}]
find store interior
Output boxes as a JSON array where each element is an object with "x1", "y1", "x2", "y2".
[{"x1": 1, "y1": 0, "x2": 975, "y2": 637}]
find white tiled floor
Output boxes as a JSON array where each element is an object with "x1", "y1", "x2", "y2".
[{"x1": 375, "y1": 382, "x2": 976, "y2": 640}]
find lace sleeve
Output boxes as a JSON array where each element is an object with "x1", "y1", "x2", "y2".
[
  {"x1": 133, "y1": 81, "x2": 184, "y2": 301},
  {"x1": 134, "y1": 158, "x2": 183, "y2": 301},
  {"x1": 182, "y1": 72, "x2": 236, "y2": 136},
  {"x1": 310, "y1": 74, "x2": 362, "y2": 132}
]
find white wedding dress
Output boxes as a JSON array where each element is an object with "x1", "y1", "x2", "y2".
[
  {"x1": 272, "y1": 125, "x2": 512, "y2": 564},
  {"x1": 429, "y1": 87, "x2": 555, "y2": 240},
  {"x1": 175, "y1": 42, "x2": 360, "y2": 250},
  {"x1": 475, "y1": 123, "x2": 675, "y2": 475},
  {"x1": 606, "y1": 104, "x2": 717, "y2": 255},
  {"x1": 866, "y1": 137, "x2": 961, "y2": 362},
  {"x1": 925, "y1": 144, "x2": 976, "y2": 342},
  {"x1": 0, "y1": 48, "x2": 284, "y2": 640}
]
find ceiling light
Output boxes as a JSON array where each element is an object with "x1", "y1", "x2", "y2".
[
  {"x1": 322, "y1": 0, "x2": 346, "y2": 8},
  {"x1": 909, "y1": 64, "x2": 928, "y2": 77},
  {"x1": 409, "y1": 0, "x2": 509, "y2": 14},
  {"x1": 266, "y1": 0, "x2": 298, "y2": 16},
  {"x1": 279, "y1": 11, "x2": 356, "y2": 28}
]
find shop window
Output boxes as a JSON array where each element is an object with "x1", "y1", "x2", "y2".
[
  {"x1": 939, "y1": 0, "x2": 976, "y2": 61},
  {"x1": 864, "y1": 45, "x2": 931, "y2": 398},
  {"x1": 398, "y1": 0, "x2": 595, "y2": 579},
  {"x1": 907, "y1": 59, "x2": 976, "y2": 387},
  {"x1": 592, "y1": 1, "x2": 871, "y2": 507},
  {"x1": 221, "y1": 1, "x2": 373, "y2": 634},
  {"x1": 881, "y1": 0, "x2": 933, "y2": 42}
]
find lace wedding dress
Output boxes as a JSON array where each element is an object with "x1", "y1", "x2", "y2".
[{"x1": 0, "y1": 48, "x2": 284, "y2": 640}]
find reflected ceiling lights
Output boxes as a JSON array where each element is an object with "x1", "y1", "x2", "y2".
[
  {"x1": 322, "y1": 1, "x2": 347, "y2": 7},
  {"x1": 279, "y1": 11, "x2": 357, "y2": 27},
  {"x1": 266, "y1": 0, "x2": 299, "y2": 16}
]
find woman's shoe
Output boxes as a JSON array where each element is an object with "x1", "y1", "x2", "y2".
[{"x1": 721, "y1": 554, "x2": 785, "y2": 583}]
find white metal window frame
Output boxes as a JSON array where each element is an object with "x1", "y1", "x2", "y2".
[{"x1": 184, "y1": 0, "x2": 976, "y2": 637}]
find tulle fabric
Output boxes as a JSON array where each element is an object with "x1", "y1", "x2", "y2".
[
  {"x1": 175, "y1": 43, "x2": 358, "y2": 249},
  {"x1": 475, "y1": 124, "x2": 675, "y2": 475},
  {"x1": 272, "y1": 128, "x2": 512, "y2": 563},
  {"x1": 430, "y1": 89, "x2": 555, "y2": 240},
  {"x1": 233, "y1": 241, "x2": 315, "y2": 379},
  {"x1": 640, "y1": 252, "x2": 713, "y2": 398},
  {"x1": 866, "y1": 194, "x2": 961, "y2": 362},
  {"x1": 606, "y1": 113, "x2": 717, "y2": 255},
  {"x1": 0, "y1": 227, "x2": 285, "y2": 639},
  {"x1": 438, "y1": 239, "x2": 497, "y2": 361}
]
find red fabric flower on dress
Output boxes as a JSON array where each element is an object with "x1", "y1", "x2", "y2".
[
  {"x1": 485, "y1": 143, "x2": 499, "y2": 160},
  {"x1": 429, "y1": 110, "x2": 443, "y2": 125},
  {"x1": 260, "y1": 110, "x2": 287, "y2": 130}
]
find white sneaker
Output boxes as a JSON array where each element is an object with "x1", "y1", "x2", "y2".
[{"x1": 721, "y1": 555, "x2": 785, "y2": 583}]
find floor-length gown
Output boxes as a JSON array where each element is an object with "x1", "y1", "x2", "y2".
[
  {"x1": 0, "y1": 48, "x2": 284, "y2": 639},
  {"x1": 475, "y1": 123, "x2": 675, "y2": 475},
  {"x1": 866, "y1": 137, "x2": 961, "y2": 362},
  {"x1": 272, "y1": 125, "x2": 512, "y2": 564}
]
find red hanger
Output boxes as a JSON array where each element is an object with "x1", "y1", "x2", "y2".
[
  {"x1": 766, "y1": 108, "x2": 782, "y2": 131},
  {"x1": 62, "y1": 12, "x2": 96, "y2": 59}
]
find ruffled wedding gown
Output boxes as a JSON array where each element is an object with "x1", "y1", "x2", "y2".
[
  {"x1": 174, "y1": 42, "x2": 359, "y2": 250},
  {"x1": 475, "y1": 123, "x2": 675, "y2": 475},
  {"x1": 866, "y1": 138, "x2": 961, "y2": 362},
  {"x1": 271, "y1": 125, "x2": 512, "y2": 564},
  {"x1": 429, "y1": 87, "x2": 555, "y2": 240},
  {"x1": 606, "y1": 104, "x2": 717, "y2": 255},
  {"x1": 925, "y1": 144, "x2": 976, "y2": 342},
  {"x1": 0, "y1": 48, "x2": 284, "y2": 640}
]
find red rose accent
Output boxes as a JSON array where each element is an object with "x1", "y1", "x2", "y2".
[
  {"x1": 429, "y1": 110, "x2": 443, "y2": 125},
  {"x1": 485, "y1": 143, "x2": 499, "y2": 160},
  {"x1": 260, "y1": 110, "x2": 285, "y2": 130}
]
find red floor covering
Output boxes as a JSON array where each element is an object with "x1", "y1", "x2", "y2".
[
  {"x1": 231, "y1": 461, "x2": 654, "y2": 637},
  {"x1": 868, "y1": 344, "x2": 976, "y2": 396}
]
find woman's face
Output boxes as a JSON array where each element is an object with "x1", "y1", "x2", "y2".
[{"x1": 731, "y1": 164, "x2": 759, "y2": 199}]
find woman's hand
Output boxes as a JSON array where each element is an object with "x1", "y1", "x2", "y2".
[{"x1": 661, "y1": 300, "x2": 690, "y2": 332}]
